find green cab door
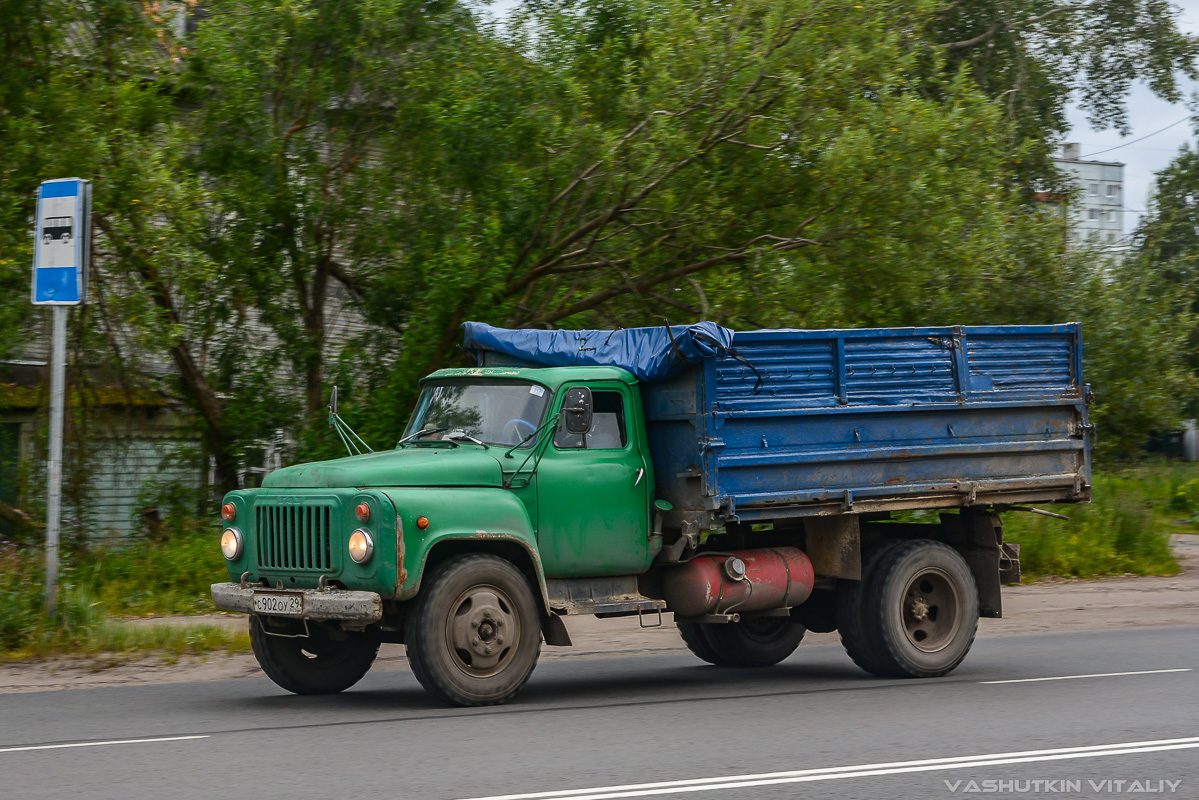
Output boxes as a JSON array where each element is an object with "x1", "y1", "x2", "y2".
[{"x1": 535, "y1": 383, "x2": 651, "y2": 577}]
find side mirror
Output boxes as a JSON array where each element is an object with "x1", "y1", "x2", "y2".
[
  {"x1": 328, "y1": 385, "x2": 339, "y2": 416},
  {"x1": 561, "y1": 387, "x2": 593, "y2": 434}
]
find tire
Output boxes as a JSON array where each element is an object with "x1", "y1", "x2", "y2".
[
  {"x1": 862, "y1": 539, "x2": 979, "y2": 678},
  {"x1": 405, "y1": 554, "x2": 542, "y2": 706},
  {"x1": 791, "y1": 589, "x2": 838, "y2": 633},
  {"x1": 249, "y1": 616, "x2": 379, "y2": 695},
  {"x1": 701, "y1": 615, "x2": 806, "y2": 667},
  {"x1": 836, "y1": 539, "x2": 905, "y2": 677},
  {"x1": 676, "y1": 621, "x2": 729, "y2": 665}
]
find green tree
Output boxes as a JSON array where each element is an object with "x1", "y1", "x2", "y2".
[
  {"x1": 1139, "y1": 143, "x2": 1199, "y2": 276},
  {"x1": 183, "y1": 0, "x2": 480, "y2": 433},
  {"x1": 1130, "y1": 142, "x2": 1199, "y2": 426},
  {"x1": 930, "y1": 0, "x2": 1199, "y2": 186},
  {"x1": 6, "y1": 0, "x2": 1198, "y2": 496},
  {"x1": 321, "y1": 0, "x2": 1114, "y2": 445}
]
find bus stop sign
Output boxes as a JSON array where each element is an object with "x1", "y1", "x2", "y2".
[{"x1": 31, "y1": 178, "x2": 90, "y2": 305}]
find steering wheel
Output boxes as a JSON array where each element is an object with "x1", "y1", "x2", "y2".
[{"x1": 502, "y1": 418, "x2": 538, "y2": 445}]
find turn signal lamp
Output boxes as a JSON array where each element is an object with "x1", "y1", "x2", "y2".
[
  {"x1": 349, "y1": 529, "x2": 374, "y2": 563},
  {"x1": 355, "y1": 502, "x2": 371, "y2": 523},
  {"x1": 221, "y1": 503, "x2": 236, "y2": 522},
  {"x1": 416, "y1": 515, "x2": 430, "y2": 531},
  {"x1": 220, "y1": 528, "x2": 243, "y2": 560}
]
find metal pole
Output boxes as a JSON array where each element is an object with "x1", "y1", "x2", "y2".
[{"x1": 45, "y1": 305, "x2": 67, "y2": 618}]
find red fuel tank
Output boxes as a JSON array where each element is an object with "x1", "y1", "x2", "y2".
[{"x1": 661, "y1": 546, "x2": 816, "y2": 618}]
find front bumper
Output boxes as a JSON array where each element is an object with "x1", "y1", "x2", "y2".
[{"x1": 211, "y1": 583, "x2": 383, "y2": 622}]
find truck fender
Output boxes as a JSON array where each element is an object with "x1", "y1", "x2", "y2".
[{"x1": 400, "y1": 531, "x2": 552, "y2": 613}]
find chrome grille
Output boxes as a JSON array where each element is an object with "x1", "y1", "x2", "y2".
[{"x1": 255, "y1": 503, "x2": 333, "y2": 571}]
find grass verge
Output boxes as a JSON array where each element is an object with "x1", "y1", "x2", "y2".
[
  {"x1": 0, "y1": 619, "x2": 250, "y2": 664},
  {"x1": 1002, "y1": 462, "x2": 1190, "y2": 579},
  {"x1": 1, "y1": 524, "x2": 245, "y2": 660}
]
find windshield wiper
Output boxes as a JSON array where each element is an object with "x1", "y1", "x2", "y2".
[
  {"x1": 396, "y1": 426, "x2": 448, "y2": 448},
  {"x1": 446, "y1": 433, "x2": 488, "y2": 447}
]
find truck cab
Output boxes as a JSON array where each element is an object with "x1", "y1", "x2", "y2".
[{"x1": 214, "y1": 366, "x2": 671, "y2": 704}]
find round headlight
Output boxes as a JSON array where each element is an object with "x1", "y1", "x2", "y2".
[
  {"x1": 348, "y1": 529, "x2": 374, "y2": 564},
  {"x1": 220, "y1": 528, "x2": 243, "y2": 560},
  {"x1": 221, "y1": 502, "x2": 236, "y2": 522}
]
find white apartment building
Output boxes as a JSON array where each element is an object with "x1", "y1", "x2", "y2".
[{"x1": 1053, "y1": 143, "x2": 1126, "y2": 256}]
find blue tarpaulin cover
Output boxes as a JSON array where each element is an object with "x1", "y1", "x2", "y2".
[{"x1": 462, "y1": 321, "x2": 735, "y2": 382}]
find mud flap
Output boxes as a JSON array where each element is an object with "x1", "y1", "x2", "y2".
[
  {"x1": 542, "y1": 614, "x2": 572, "y2": 646},
  {"x1": 941, "y1": 510, "x2": 1004, "y2": 618}
]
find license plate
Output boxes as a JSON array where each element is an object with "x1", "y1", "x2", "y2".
[{"x1": 253, "y1": 592, "x2": 304, "y2": 617}]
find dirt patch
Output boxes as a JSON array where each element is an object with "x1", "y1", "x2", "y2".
[{"x1": 3, "y1": 535, "x2": 1196, "y2": 694}]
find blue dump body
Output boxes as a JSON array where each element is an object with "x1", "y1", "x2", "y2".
[
  {"x1": 467, "y1": 322, "x2": 1092, "y2": 529},
  {"x1": 641, "y1": 324, "x2": 1092, "y2": 528}
]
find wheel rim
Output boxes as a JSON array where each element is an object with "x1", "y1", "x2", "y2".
[
  {"x1": 445, "y1": 584, "x2": 521, "y2": 678},
  {"x1": 900, "y1": 567, "x2": 960, "y2": 653}
]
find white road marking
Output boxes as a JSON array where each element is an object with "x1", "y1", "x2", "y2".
[
  {"x1": 981, "y1": 668, "x2": 1192, "y2": 684},
  {"x1": 453, "y1": 736, "x2": 1199, "y2": 800},
  {"x1": 0, "y1": 735, "x2": 208, "y2": 754}
]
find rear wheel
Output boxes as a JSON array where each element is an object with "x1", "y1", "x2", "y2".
[
  {"x1": 249, "y1": 616, "x2": 379, "y2": 695},
  {"x1": 863, "y1": 539, "x2": 979, "y2": 678},
  {"x1": 678, "y1": 617, "x2": 805, "y2": 667},
  {"x1": 406, "y1": 554, "x2": 542, "y2": 706},
  {"x1": 702, "y1": 616, "x2": 806, "y2": 667},
  {"x1": 676, "y1": 621, "x2": 728, "y2": 665},
  {"x1": 836, "y1": 539, "x2": 904, "y2": 677}
]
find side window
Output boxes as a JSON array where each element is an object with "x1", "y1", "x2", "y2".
[{"x1": 554, "y1": 390, "x2": 628, "y2": 450}]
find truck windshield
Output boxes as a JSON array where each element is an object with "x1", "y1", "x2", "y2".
[{"x1": 403, "y1": 381, "x2": 551, "y2": 448}]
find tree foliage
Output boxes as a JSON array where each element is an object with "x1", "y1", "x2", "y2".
[
  {"x1": 930, "y1": 0, "x2": 1199, "y2": 186},
  {"x1": 2, "y1": 0, "x2": 1198, "y2": 503},
  {"x1": 1130, "y1": 142, "x2": 1199, "y2": 424}
]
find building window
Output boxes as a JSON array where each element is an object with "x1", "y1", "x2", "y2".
[
  {"x1": 1108, "y1": 210, "x2": 1117, "y2": 222},
  {"x1": 1089, "y1": 183, "x2": 1099, "y2": 196},
  {"x1": 1107, "y1": 233, "x2": 1115, "y2": 241},
  {"x1": 1088, "y1": 209, "x2": 1100, "y2": 220},
  {"x1": 1107, "y1": 184, "x2": 1119, "y2": 198}
]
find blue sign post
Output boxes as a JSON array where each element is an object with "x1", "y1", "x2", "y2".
[
  {"x1": 31, "y1": 178, "x2": 89, "y2": 305},
  {"x1": 31, "y1": 178, "x2": 90, "y2": 617}
]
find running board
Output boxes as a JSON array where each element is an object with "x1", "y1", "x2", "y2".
[{"x1": 545, "y1": 576, "x2": 666, "y2": 617}]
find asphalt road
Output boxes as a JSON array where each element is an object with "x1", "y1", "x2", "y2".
[{"x1": 3, "y1": 625, "x2": 1197, "y2": 800}]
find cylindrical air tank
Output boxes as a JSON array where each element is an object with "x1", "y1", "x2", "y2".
[{"x1": 661, "y1": 546, "x2": 815, "y2": 617}]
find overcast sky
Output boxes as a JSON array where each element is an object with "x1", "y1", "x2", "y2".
[{"x1": 1065, "y1": 1, "x2": 1199, "y2": 234}]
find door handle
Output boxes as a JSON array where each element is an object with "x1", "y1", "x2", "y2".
[{"x1": 633, "y1": 468, "x2": 645, "y2": 487}]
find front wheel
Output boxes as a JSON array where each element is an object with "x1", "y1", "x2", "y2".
[
  {"x1": 249, "y1": 616, "x2": 379, "y2": 695},
  {"x1": 406, "y1": 554, "x2": 542, "y2": 706}
]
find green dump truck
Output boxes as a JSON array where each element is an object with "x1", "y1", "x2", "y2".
[{"x1": 212, "y1": 323, "x2": 1092, "y2": 706}]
